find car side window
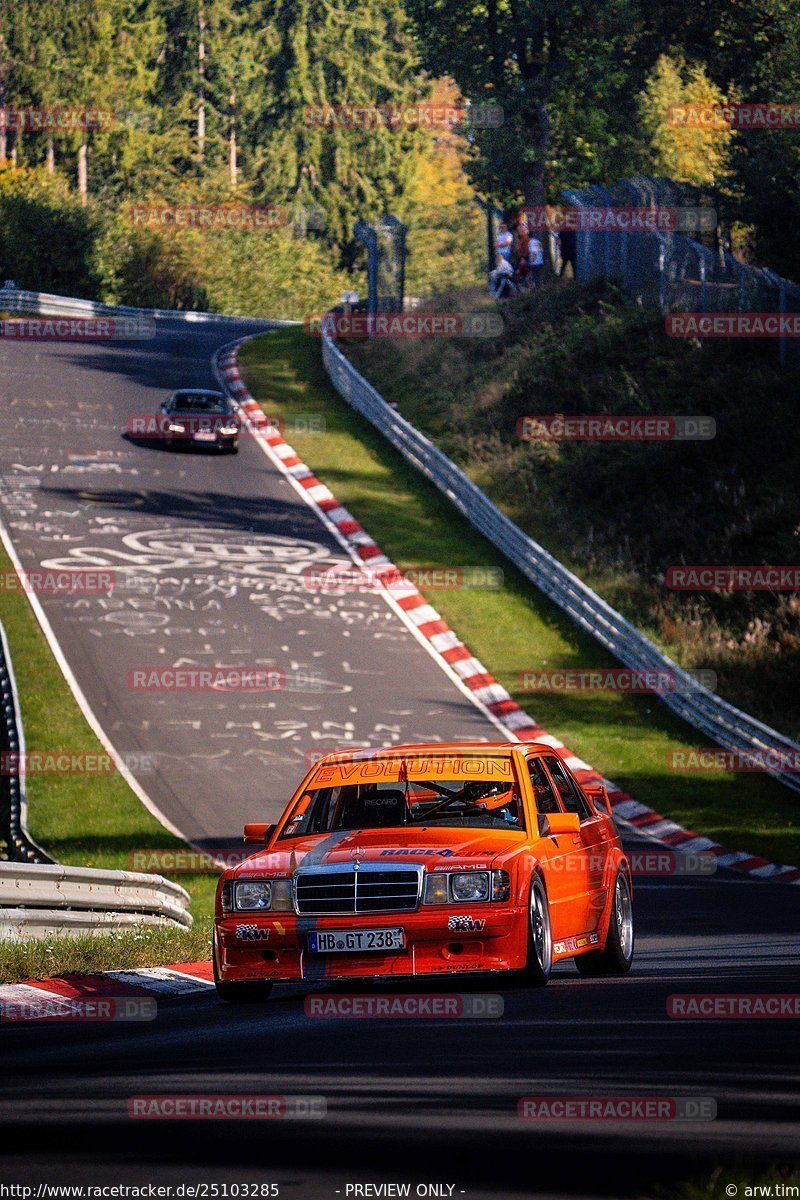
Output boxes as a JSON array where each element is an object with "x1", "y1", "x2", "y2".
[
  {"x1": 543, "y1": 756, "x2": 592, "y2": 821},
  {"x1": 527, "y1": 758, "x2": 562, "y2": 814}
]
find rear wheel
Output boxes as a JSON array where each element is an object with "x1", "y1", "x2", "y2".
[
  {"x1": 520, "y1": 875, "x2": 552, "y2": 987},
  {"x1": 575, "y1": 872, "x2": 634, "y2": 976},
  {"x1": 213, "y1": 943, "x2": 273, "y2": 1003}
]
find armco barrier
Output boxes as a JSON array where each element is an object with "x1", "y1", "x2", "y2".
[
  {"x1": 0, "y1": 286, "x2": 292, "y2": 328},
  {"x1": 0, "y1": 620, "x2": 51, "y2": 864},
  {"x1": 320, "y1": 323, "x2": 800, "y2": 795},
  {"x1": 0, "y1": 862, "x2": 192, "y2": 940}
]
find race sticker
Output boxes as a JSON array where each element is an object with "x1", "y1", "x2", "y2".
[
  {"x1": 311, "y1": 755, "x2": 513, "y2": 786},
  {"x1": 448, "y1": 915, "x2": 487, "y2": 932},
  {"x1": 553, "y1": 932, "x2": 600, "y2": 955}
]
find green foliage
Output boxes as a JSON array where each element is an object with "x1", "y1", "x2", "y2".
[
  {"x1": 0, "y1": 165, "x2": 100, "y2": 292},
  {"x1": 346, "y1": 280, "x2": 800, "y2": 740}
]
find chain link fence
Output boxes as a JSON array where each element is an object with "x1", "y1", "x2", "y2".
[{"x1": 560, "y1": 176, "x2": 800, "y2": 367}]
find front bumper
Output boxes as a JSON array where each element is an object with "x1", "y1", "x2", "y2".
[{"x1": 215, "y1": 907, "x2": 528, "y2": 982}]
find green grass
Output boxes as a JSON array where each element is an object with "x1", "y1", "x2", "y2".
[
  {"x1": 0, "y1": 538, "x2": 217, "y2": 982},
  {"x1": 0, "y1": 923, "x2": 212, "y2": 985},
  {"x1": 239, "y1": 327, "x2": 800, "y2": 868},
  {"x1": 346, "y1": 281, "x2": 800, "y2": 742}
]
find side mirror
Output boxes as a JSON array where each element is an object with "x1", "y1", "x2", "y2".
[
  {"x1": 583, "y1": 784, "x2": 613, "y2": 816},
  {"x1": 543, "y1": 812, "x2": 581, "y2": 836},
  {"x1": 537, "y1": 813, "x2": 551, "y2": 837},
  {"x1": 243, "y1": 822, "x2": 275, "y2": 844}
]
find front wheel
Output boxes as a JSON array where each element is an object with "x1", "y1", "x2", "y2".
[
  {"x1": 575, "y1": 872, "x2": 634, "y2": 976},
  {"x1": 520, "y1": 875, "x2": 552, "y2": 987}
]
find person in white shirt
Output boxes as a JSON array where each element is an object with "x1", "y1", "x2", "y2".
[
  {"x1": 495, "y1": 222, "x2": 513, "y2": 262},
  {"x1": 528, "y1": 235, "x2": 544, "y2": 285}
]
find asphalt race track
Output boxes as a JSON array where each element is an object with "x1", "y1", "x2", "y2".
[
  {"x1": 1, "y1": 320, "x2": 799, "y2": 1195},
  {"x1": 0, "y1": 317, "x2": 501, "y2": 847}
]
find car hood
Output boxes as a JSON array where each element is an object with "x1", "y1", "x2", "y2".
[{"x1": 234, "y1": 825, "x2": 527, "y2": 877}]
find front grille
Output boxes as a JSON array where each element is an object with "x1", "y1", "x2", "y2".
[{"x1": 294, "y1": 866, "x2": 421, "y2": 915}]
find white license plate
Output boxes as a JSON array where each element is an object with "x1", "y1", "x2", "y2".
[
  {"x1": 308, "y1": 928, "x2": 405, "y2": 954},
  {"x1": 193, "y1": 430, "x2": 216, "y2": 441}
]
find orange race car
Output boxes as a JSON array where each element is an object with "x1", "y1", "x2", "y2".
[{"x1": 213, "y1": 742, "x2": 634, "y2": 1001}]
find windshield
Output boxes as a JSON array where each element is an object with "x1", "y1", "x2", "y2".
[
  {"x1": 172, "y1": 393, "x2": 228, "y2": 413},
  {"x1": 279, "y1": 778, "x2": 526, "y2": 838}
]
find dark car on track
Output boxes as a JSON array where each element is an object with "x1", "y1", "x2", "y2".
[{"x1": 158, "y1": 388, "x2": 240, "y2": 453}]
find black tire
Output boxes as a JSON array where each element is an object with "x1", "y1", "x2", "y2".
[
  {"x1": 520, "y1": 874, "x2": 552, "y2": 987},
  {"x1": 213, "y1": 945, "x2": 273, "y2": 1003},
  {"x1": 575, "y1": 872, "x2": 634, "y2": 977}
]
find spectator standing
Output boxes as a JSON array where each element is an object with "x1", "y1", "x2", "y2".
[
  {"x1": 528, "y1": 234, "x2": 544, "y2": 286},
  {"x1": 515, "y1": 218, "x2": 530, "y2": 265},
  {"x1": 495, "y1": 222, "x2": 513, "y2": 263}
]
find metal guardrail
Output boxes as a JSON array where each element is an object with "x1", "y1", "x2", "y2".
[
  {"x1": 0, "y1": 861, "x2": 191, "y2": 940},
  {"x1": 320, "y1": 324, "x2": 800, "y2": 794},
  {"x1": 0, "y1": 286, "x2": 290, "y2": 328},
  {"x1": 0, "y1": 620, "x2": 52, "y2": 864},
  {"x1": 0, "y1": 907, "x2": 188, "y2": 940}
]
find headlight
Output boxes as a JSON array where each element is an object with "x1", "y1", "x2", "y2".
[
  {"x1": 234, "y1": 880, "x2": 272, "y2": 910},
  {"x1": 219, "y1": 423, "x2": 239, "y2": 435},
  {"x1": 167, "y1": 421, "x2": 185, "y2": 433},
  {"x1": 451, "y1": 872, "x2": 490, "y2": 902},
  {"x1": 230, "y1": 878, "x2": 293, "y2": 912},
  {"x1": 423, "y1": 873, "x2": 449, "y2": 905}
]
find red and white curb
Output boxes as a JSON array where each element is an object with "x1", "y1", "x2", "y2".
[
  {"x1": 0, "y1": 961, "x2": 213, "y2": 1016},
  {"x1": 213, "y1": 343, "x2": 799, "y2": 887}
]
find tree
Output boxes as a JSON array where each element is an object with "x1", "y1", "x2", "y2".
[
  {"x1": 256, "y1": 0, "x2": 424, "y2": 265},
  {"x1": 405, "y1": 0, "x2": 643, "y2": 210},
  {"x1": 639, "y1": 54, "x2": 734, "y2": 186}
]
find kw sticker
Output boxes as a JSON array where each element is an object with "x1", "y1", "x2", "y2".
[
  {"x1": 448, "y1": 915, "x2": 486, "y2": 932},
  {"x1": 235, "y1": 925, "x2": 269, "y2": 941}
]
